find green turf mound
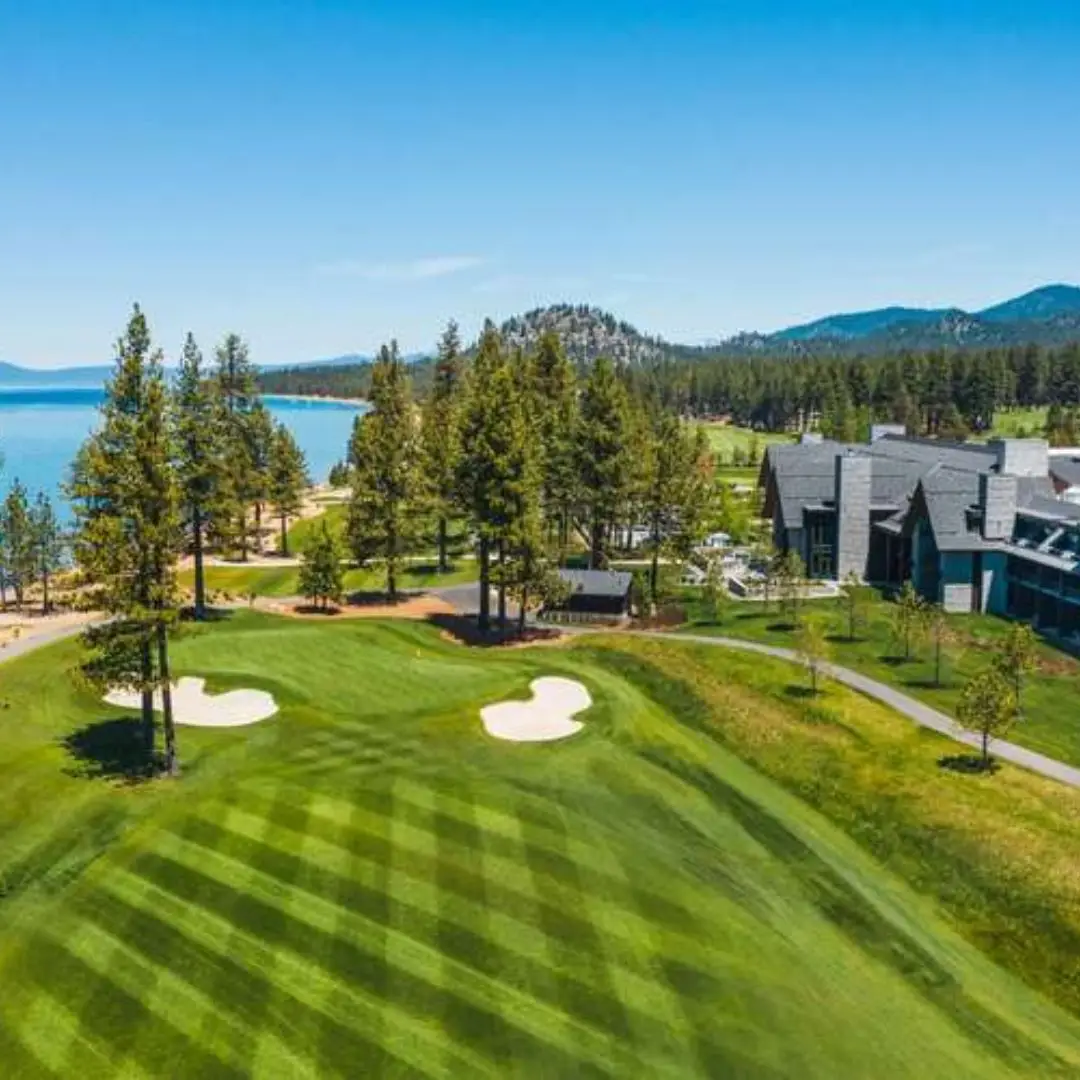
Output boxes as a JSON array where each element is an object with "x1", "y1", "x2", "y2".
[{"x1": 2, "y1": 612, "x2": 1080, "y2": 1078}]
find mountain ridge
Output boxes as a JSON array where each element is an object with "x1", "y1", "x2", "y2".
[{"x1": 4, "y1": 284, "x2": 1080, "y2": 384}]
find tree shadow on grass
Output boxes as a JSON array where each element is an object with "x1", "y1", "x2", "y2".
[
  {"x1": 826, "y1": 633, "x2": 863, "y2": 646},
  {"x1": 61, "y1": 717, "x2": 155, "y2": 784},
  {"x1": 906, "y1": 678, "x2": 949, "y2": 691},
  {"x1": 938, "y1": 753, "x2": 999, "y2": 775},
  {"x1": 880, "y1": 654, "x2": 912, "y2": 668},
  {"x1": 784, "y1": 684, "x2": 818, "y2": 700}
]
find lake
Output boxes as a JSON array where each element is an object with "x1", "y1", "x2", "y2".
[{"x1": 0, "y1": 388, "x2": 366, "y2": 510}]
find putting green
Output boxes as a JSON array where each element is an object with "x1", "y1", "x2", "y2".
[{"x1": 2, "y1": 613, "x2": 1080, "y2": 1078}]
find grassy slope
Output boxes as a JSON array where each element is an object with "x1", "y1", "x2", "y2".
[
  {"x1": 681, "y1": 592, "x2": 1080, "y2": 768},
  {"x1": 702, "y1": 423, "x2": 794, "y2": 458},
  {"x1": 1, "y1": 616, "x2": 1080, "y2": 1076},
  {"x1": 178, "y1": 560, "x2": 478, "y2": 599}
]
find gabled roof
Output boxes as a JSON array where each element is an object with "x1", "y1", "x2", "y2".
[
  {"x1": 1049, "y1": 456, "x2": 1080, "y2": 489},
  {"x1": 557, "y1": 569, "x2": 632, "y2": 598}
]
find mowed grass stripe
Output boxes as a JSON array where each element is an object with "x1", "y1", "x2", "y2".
[
  {"x1": 89, "y1": 866, "x2": 451, "y2": 1079},
  {"x1": 157, "y1": 810, "x2": 677, "y2": 1074},
  {"x1": 133, "y1": 832, "x2": 602, "y2": 1077},
  {"x1": 195, "y1": 793, "x2": 716, "y2": 1008},
  {"x1": 19, "y1": 932, "x2": 239, "y2": 1080},
  {"x1": 182, "y1": 796, "x2": 720, "y2": 1077},
  {"x1": 39, "y1": 907, "x2": 265, "y2": 1078}
]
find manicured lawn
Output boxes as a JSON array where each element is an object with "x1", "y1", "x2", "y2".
[
  {"x1": 4, "y1": 616, "x2": 1080, "y2": 1075},
  {"x1": 285, "y1": 502, "x2": 348, "y2": 553},
  {"x1": 702, "y1": 423, "x2": 793, "y2": 462},
  {"x1": 679, "y1": 591, "x2": 1080, "y2": 768},
  {"x1": 985, "y1": 407, "x2": 1049, "y2": 439},
  {"x1": 178, "y1": 559, "x2": 478, "y2": 600}
]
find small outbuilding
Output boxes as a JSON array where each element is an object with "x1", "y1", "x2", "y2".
[{"x1": 552, "y1": 569, "x2": 633, "y2": 616}]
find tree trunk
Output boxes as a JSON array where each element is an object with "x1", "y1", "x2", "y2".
[
  {"x1": 192, "y1": 506, "x2": 206, "y2": 620},
  {"x1": 239, "y1": 509, "x2": 248, "y2": 563},
  {"x1": 0, "y1": 573, "x2": 6, "y2": 610},
  {"x1": 935, "y1": 635, "x2": 942, "y2": 687},
  {"x1": 589, "y1": 518, "x2": 604, "y2": 570},
  {"x1": 437, "y1": 516, "x2": 448, "y2": 574},
  {"x1": 42, "y1": 569, "x2": 49, "y2": 616},
  {"x1": 518, "y1": 585, "x2": 529, "y2": 636},
  {"x1": 280, "y1": 511, "x2": 289, "y2": 557},
  {"x1": 649, "y1": 534, "x2": 660, "y2": 612},
  {"x1": 157, "y1": 621, "x2": 178, "y2": 777},
  {"x1": 387, "y1": 525, "x2": 398, "y2": 601},
  {"x1": 254, "y1": 501, "x2": 263, "y2": 554},
  {"x1": 139, "y1": 635, "x2": 155, "y2": 765},
  {"x1": 982, "y1": 728, "x2": 991, "y2": 770},
  {"x1": 478, "y1": 536, "x2": 491, "y2": 633},
  {"x1": 497, "y1": 539, "x2": 507, "y2": 630}
]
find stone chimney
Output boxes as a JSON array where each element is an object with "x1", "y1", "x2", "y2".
[
  {"x1": 835, "y1": 453, "x2": 872, "y2": 579},
  {"x1": 980, "y1": 473, "x2": 1018, "y2": 541},
  {"x1": 989, "y1": 438, "x2": 1049, "y2": 478}
]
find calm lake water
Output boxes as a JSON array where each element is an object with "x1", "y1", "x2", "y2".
[{"x1": 0, "y1": 388, "x2": 365, "y2": 510}]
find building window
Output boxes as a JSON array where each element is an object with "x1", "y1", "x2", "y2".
[{"x1": 807, "y1": 514, "x2": 835, "y2": 578}]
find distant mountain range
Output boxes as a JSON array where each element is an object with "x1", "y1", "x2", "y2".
[
  {"x1": 3, "y1": 285, "x2": 1079, "y2": 385},
  {"x1": 720, "y1": 284, "x2": 1080, "y2": 356}
]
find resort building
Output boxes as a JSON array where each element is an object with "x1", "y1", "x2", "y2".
[{"x1": 760, "y1": 432, "x2": 1080, "y2": 634}]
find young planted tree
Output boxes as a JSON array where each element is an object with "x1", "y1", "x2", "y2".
[
  {"x1": 1, "y1": 480, "x2": 34, "y2": 612},
  {"x1": 750, "y1": 539, "x2": 776, "y2": 611},
  {"x1": 298, "y1": 520, "x2": 344, "y2": 611},
  {"x1": 701, "y1": 554, "x2": 726, "y2": 623},
  {"x1": 892, "y1": 581, "x2": 925, "y2": 661},
  {"x1": 577, "y1": 357, "x2": 632, "y2": 569},
  {"x1": 347, "y1": 343, "x2": 423, "y2": 600},
  {"x1": 421, "y1": 320, "x2": 464, "y2": 574},
  {"x1": 840, "y1": 572, "x2": 869, "y2": 641},
  {"x1": 31, "y1": 491, "x2": 64, "y2": 614},
  {"x1": 172, "y1": 333, "x2": 220, "y2": 619},
  {"x1": 776, "y1": 549, "x2": 805, "y2": 627},
  {"x1": 995, "y1": 622, "x2": 1038, "y2": 721},
  {"x1": 923, "y1": 603, "x2": 958, "y2": 688},
  {"x1": 795, "y1": 618, "x2": 830, "y2": 695},
  {"x1": 956, "y1": 667, "x2": 1016, "y2": 771},
  {"x1": 268, "y1": 423, "x2": 309, "y2": 556},
  {"x1": 69, "y1": 305, "x2": 182, "y2": 775}
]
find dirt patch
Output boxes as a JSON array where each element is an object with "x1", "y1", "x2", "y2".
[{"x1": 260, "y1": 594, "x2": 455, "y2": 621}]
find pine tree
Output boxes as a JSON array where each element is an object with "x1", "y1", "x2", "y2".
[
  {"x1": 457, "y1": 322, "x2": 515, "y2": 632},
  {"x1": 172, "y1": 333, "x2": 221, "y2": 619},
  {"x1": 246, "y1": 403, "x2": 276, "y2": 554},
  {"x1": 31, "y1": 490, "x2": 63, "y2": 614},
  {"x1": 577, "y1": 356, "x2": 632, "y2": 568},
  {"x1": 421, "y1": 320, "x2": 464, "y2": 574},
  {"x1": 214, "y1": 333, "x2": 260, "y2": 560},
  {"x1": 268, "y1": 423, "x2": 308, "y2": 556},
  {"x1": 641, "y1": 416, "x2": 713, "y2": 609},
  {"x1": 531, "y1": 332, "x2": 579, "y2": 548},
  {"x1": 347, "y1": 343, "x2": 423, "y2": 600},
  {"x1": 1, "y1": 480, "x2": 34, "y2": 611},
  {"x1": 298, "y1": 520, "x2": 344, "y2": 611},
  {"x1": 70, "y1": 305, "x2": 182, "y2": 775}
]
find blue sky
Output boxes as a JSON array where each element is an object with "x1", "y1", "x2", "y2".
[{"x1": 2, "y1": 0, "x2": 1079, "y2": 367}]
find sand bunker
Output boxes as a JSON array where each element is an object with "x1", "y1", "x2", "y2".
[
  {"x1": 480, "y1": 677, "x2": 591, "y2": 742},
  {"x1": 104, "y1": 677, "x2": 277, "y2": 728}
]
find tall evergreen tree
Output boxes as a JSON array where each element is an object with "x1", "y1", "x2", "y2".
[
  {"x1": 172, "y1": 333, "x2": 220, "y2": 619},
  {"x1": 421, "y1": 320, "x2": 464, "y2": 573},
  {"x1": 214, "y1": 333, "x2": 260, "y2": 560},
  {"x1": 31, "y1": 490, "x2": 63, "y2": 614},
  {"x1": 577, "y1": 356, "x2": 632, "y2": 568},
  {"x1": 268, "y1": 423, "x2": 309, "y2": 555},
  {"x1": 246, "y1": 403, "x2": 277, "y2": 554},
  {"x1": 347, "y1": 343, "x2": 423, "y2": 600},
  {"x1": 531, "y1": 332, "x2": 580, "y2": 548},
  {"x1": 1, "y1": 480, "x2": 34, "y2": 611},
  {"x1": 70, "y1": 306, "x2": 182, "y2": 775}
]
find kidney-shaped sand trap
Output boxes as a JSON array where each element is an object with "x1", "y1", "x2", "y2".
[
  {"x1": 104, "y1": 677, "x2": 278, "y2": 728},
  {"x1": 480, "y1": 676, "x2": 591, "y2": 742}
]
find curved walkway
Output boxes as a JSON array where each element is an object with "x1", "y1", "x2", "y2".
[{"x1": 630, "y1": 630, "x2": 1080, "y2": 790}]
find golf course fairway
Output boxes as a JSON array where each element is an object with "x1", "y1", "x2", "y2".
[{"x1": 2, "y1": 611, "x2": 1080, "y2": 1078}]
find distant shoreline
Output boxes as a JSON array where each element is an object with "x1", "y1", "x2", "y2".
[{"x1": 261, "y1": 393, "x2": 367, "y2": 408}]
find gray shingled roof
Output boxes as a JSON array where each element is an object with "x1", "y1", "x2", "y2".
[
  {"x1": 1049, "y1": 457, "x2": 1080, "y2": 489},
  {"x1": 557, "y1": 569, "x2": 632, "y2": 598}
]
